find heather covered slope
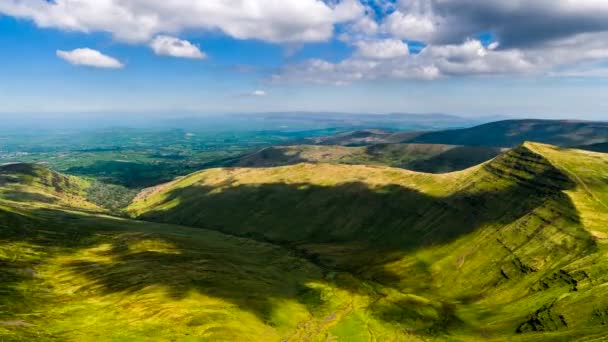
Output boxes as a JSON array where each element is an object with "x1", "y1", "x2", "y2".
[{"x1": 130, "y1": 143, "x2": 608, "y2": 340}]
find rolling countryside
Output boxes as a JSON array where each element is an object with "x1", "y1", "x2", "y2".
[{"x1": 2, "y1": 138, "x2": 606, "y2": 341}]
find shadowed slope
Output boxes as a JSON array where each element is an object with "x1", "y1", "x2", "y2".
[
  {"x1": 0, "y1": 172, "x2": 383, "y2": 340},
  {"x1": 130, "y1": 143, "x2": 608, "y2": 339},
  {"x1": 2, "y1": 144, "x2": 608, "y2": 341},
  {"x1": 0, "y1": 164, "x2": 462, "y2": 341},
  {"x1": 130, "y1": 143, "x2": 582, "y2": 259}
]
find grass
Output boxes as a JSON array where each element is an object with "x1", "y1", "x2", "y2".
[
  {"x1": 0, "y1": 201, "x2": 344, "y2": 340},
  {"x1": 230, "y1": 143, "x2": 505, "y2": 173},
  {"x1": 1, "y1": 143, "x2": 608, "y2": 340},
  {"x1": 129, "y1": 142, "x2": 608, "y2": 340},
  {"x1": 0, "y1": 164, "x2": 437, "y2": 341}
]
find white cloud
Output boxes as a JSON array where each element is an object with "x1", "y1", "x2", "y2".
[
  {"x1": 274, "y1": 0, "x2": 608, "y2": 84},
  {"x1": 56, "y1": 48, "x2": 124, "y2": 68},
  {"x1": 150, "y1": 36, "x2": 205, "y2": 59},
  {"x1": 356, "y1": 39, "x2": 409, "y2": 59},
  {"x1": 383, "y1": 11, "x2": 436, "y2": 42},
  {"x1": 385, "y1": 0, "x2": 608, "y2": 47},
  {"x1": 5, "y1": 0, "x2": 608, "y2": 81},
  {"x1": 252, "y1": 90, "x2": 267, "y2": 96},
  {"x1": 0, "y1": 0, "x2": 364, "y2": 43},
  {"x1": 274, "y1": 39, "x2": 536, "y2": 84}
]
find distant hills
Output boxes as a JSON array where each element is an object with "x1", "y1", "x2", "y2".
[
  {"x1": 223, "y1": 119, "x2": 607, "y2": 174},
  {"x1": 577, "y1": 142, "x2": 608, "y2": 153},
  {"x1": 300, "y1": 119, "x2": 608, "y2": 148},
  {"x1": 226, "y1": 112, "x2": 497, "y2": 131},
  {"x1": 228, "y1": 143, "x2": 505, "y2": 173},
  {"x1": 407, "y1": 119, "x2": 608, "y2": 147}
]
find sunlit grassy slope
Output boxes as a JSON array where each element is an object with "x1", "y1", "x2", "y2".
[
  {"x1": 229, "y1": 143, "x2": 504, "y2": 173},
  {"x1": 0, "y1": 163, "x2": 99, "y2": 211},
  {"x1": 130, "y1": 142, "x2": 608, "y2": 341},
  {"x1": 0, "y1": 164, "x2": 369, "y2": 341},
  {"x1": 2, "y1": 144, "x2": 607, "y2": 341}
]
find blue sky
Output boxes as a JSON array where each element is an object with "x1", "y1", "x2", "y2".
[{"x1": 1, "y1": 1, "x2": 608, "y2": 120}]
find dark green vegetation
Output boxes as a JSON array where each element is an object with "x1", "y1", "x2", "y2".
[
  {"x1": 230, "y1": 144, "x2": 505, "y2": 173},
  {"x1": 130, "y1": 143, "x2": 608, "y2": 341}
]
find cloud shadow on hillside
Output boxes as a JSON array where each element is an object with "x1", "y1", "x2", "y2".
[{"x1": 0, "y1": 149, "x2": 599, "y2": 334}]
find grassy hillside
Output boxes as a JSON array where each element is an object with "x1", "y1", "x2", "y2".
[
  {"x1": 0, "y1": 164, "x2": 402, "y2": 341},
  {"x1": 300, "y1": 129, "x2": 421, "y2": 146},
  {"x1": 0, "y1": 163, "x2": 98, "y2": 211},
  {"x1": 130, "y1": 143, "x2": 608, "y2": 340},
  {"x1": 229, "y1": 144, "x2": 504, "y2": 173},
  {"x1": 2, "y1": 144, "x2": 608, "y2": 341},
  {"x1": 407, "y1": 119, "x2": 608, "y2": 147},
  {"x1": 0, "y1": 163, "x2": 136, "y2": 214}
]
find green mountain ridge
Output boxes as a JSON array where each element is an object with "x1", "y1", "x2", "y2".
[
  {"x1": 407, "y1": 120, "x2": 608, "y2": 147},
  {"x1": 1, "y1": 143, "x2": 607, "y2": 341},
  {"x1": 302, "y1": 120, "x2": 608, "y2": 148},
  {"x1": 129, "y1": 142, "x2": 608, "y2": 340},
  {"x1": 228, "y1": 143, "x2": 505, "y2": 173}
]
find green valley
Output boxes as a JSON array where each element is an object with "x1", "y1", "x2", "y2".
[
  {"x1": 5, "y1": 1, "x2": 608, "y2": 339},
  {"x1": 1, "y1": 134, "x2": 608, "y2": 341}
]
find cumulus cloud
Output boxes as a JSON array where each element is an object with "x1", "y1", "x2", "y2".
[
  {"x1": 274, "y1": 0, "x2": 608, "y2": 83},
  {"x1": 356, "y1": 39, "x2": 409, "y2": 59},
  {"x1": 56, "y1": 48, "x2": 124, "y2": 68},
  {"x1": 150, "y1": 36, "x2": 205, "y2": 59},
  {"x1": 251, "y1": 90, "x2": 267, "y2": 96},
  {"x1": 5, "y1": 0, "x2": 608, "y2": 81},
  {"x1": 384, "y1": 0, "x2": 608, "y2": 47},
  {"x1": 274, "y1": 39, "x2": 537, "y2": 84},
  {"x1": 0, "y1": 0, "x2": 363, "y2": 43},
  {"x1": 383, "y1": 10, "x2": 436, "y2": 42}
]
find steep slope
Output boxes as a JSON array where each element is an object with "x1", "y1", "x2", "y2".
[
  {"x1": 406, "y1": 119, "x2": 608, "y2": 147},
  {"x1": 130, "y1": 143, "x2": 608, "y2": 340},
  {"x1": 0, "y1": 162, "x2": 99, "y2": 211},
  {"x1": 229, "y1": 144, "x2": 504, "y2": 173},
  {"x1": 0, "y1": 165, "x2": 373, "y2": 341}
]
